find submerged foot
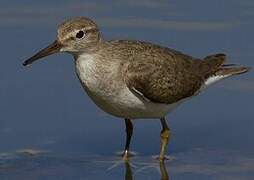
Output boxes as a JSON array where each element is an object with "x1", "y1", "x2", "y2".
[
  {"x1": 152, "y1": 155, "x2": 176, "y2": 162},
  {"x1": 115, "y1": 151, "x2": 138, "y2": 161},
  {"x1": 123, "y1": 150, "x2": 131, "y2": 161}
]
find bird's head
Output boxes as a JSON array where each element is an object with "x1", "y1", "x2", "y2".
[{"x1": 23, "y1": 17, "x2": 101, "y2": 66}]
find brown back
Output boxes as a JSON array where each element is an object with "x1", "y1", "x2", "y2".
[{"x1": 119, "y1": 40, "x2": 227, "y2": 104}]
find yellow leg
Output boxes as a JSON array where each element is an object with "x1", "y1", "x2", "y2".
[
  {"x1": 123, "y1": 118, "x2": 133, "y2": 161},
  {"x1": 159, "y1": 117, "x2": 170, "y2": 162}
]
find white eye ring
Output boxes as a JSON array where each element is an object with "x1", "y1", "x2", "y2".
[{"x1": 76, "y1": 30, "x2": 84, "y2": 39}]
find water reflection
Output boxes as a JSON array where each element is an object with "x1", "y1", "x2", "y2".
[
  {"x1": 124, "y1": 160, "x2": 169, "y2": 180},
  {"x1": 125, "y1": 162, "x2": 133, "y2": 180},
  {"x1": 159, "y1": 161, "x2": 169, "y2": 180},
  {"x1": 1, "y1": 149, "x2": 254, "y2": 179}
]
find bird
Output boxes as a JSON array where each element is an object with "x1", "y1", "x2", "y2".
[{"x1": 23, "y1": 17, "x2": 250, "y2": 161}]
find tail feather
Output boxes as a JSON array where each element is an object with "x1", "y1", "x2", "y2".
[
  {"x1": 201, "y1": 53, "x2": 226, "y2": 78},
  {"x1": 203, "y1": 66, "x2": 250, "y2": 88},
  {"x1": 204, "y1": 53, "x2": 226, "y2": 71},
  {"x1": 215, "y1": 66, "x2": 251, "y2": 76},
  {"x1": 203, "y1": 53, "x2": 250, "y2": 77},
  {"x1": 201, "y1": 53, "x2": 251, "y2": 88},
  {"x1": 222, "y1": 63, "x2": 237, "y2": 67}
]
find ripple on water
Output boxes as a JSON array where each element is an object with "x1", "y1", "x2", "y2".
[{"x1": 0, "y1": 148, "x2": 254, "y2": 180}]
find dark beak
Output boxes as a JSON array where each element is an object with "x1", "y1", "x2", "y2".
[{"x1": 23, "y1": 40, "x2": 62, "y2": 66}]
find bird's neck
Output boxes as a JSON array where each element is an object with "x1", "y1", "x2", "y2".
[{"x1": 72, "y1": 39, "x2": 105, "y2": 59}]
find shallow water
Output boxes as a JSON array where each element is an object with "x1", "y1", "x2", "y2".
[
  {"x1": 1, "y1": 149, "x2": 254, "y2": 180},
  {"x1": 0, "y1": 0, "x2": 254, "y2": 179}
]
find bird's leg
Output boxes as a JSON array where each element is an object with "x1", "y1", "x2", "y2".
[
  {"x1": 123, "y1": 118, "x2": 133, "y2": 160},
  {"x1": 159, "y1": 117, "x2": 170, "y2": 161}
]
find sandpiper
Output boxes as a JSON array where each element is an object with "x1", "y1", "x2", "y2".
[{"x1": 23, "y1": 17, "x2": 250, "y2": 161}]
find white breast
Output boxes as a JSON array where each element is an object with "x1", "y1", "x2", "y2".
[
  {"x1": 75, "y1": 53, "x2": 184, "y2": 119},
  {"x1": 75, "y1": 54, "x2": 101, "y2": 93}
]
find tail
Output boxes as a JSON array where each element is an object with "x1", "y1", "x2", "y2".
[
  {"x1": 215, "y1": 65, "x2": 251, "y2": 76},
  {"x1": 202, "y1": 53, "x2": 251, "y2": 87}
]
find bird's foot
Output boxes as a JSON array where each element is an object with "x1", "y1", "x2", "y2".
[
  {"x1": 123, "y1": 150, "x2": 130, "y2": 161},
  {"x1": 115, "y1": 150, "x2": 138, "y2": 161},
  {"x1": 152, "y1": 155, "x2": 176, "y2": 162}
]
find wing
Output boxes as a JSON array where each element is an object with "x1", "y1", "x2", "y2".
[{"x1": 124, "y1": 49, "x2": 205, "y2": 104}]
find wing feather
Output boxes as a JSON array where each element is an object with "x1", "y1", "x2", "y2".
[{"x1": 124, "y1": 52, "x2": 204, "y2": 104}]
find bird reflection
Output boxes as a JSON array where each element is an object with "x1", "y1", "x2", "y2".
[
  {"x1": 96, "y1": 157, "x2": 170, "y2": 179},
  {"x1": 125, "y1": 161, "x2": 133, "y2": 180},
  {"x1": 125, "y1": 160, "x2": 169, "y2": 180},
  {"x1": 159, "y1": 161, "x2": 169, "y2": 180}
]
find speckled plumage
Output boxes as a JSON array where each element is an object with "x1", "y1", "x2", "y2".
[
  {"x1": 23, "y1": 17, "x2": 250, "y2": 160},
  {"x1": 24, "y1": 17, "x2": 250, "y2": 117},
  {"x1": 78, "y1": 39, "x2": 241, "y2": 105}
]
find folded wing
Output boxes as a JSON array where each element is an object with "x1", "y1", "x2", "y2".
[{"x1": 124, "y1": 48, "x2": 227, "y2": 104}]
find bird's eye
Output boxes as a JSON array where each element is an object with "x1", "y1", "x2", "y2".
[{"x1": 76, "y1": 31, "x2": 84, "y2": 39}]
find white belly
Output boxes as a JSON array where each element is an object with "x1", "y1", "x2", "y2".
[
  {"x1": 75, "y1": 54, "x2": 185, "y2": 119},
  {"x1": 103, "y1": 86, "x2": 185, "y2": 119}
]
